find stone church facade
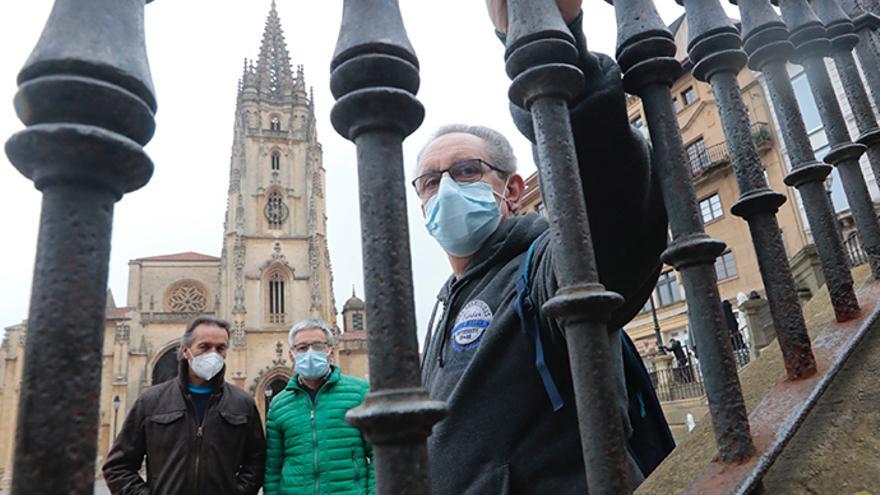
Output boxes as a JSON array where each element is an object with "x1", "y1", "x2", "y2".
[{"x1": 0, "y1": 4, "x2": 368, "y2": 486}]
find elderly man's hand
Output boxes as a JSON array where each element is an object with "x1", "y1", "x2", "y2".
[{"x1": 485, "y1": 0, "x2": 582, "y2": 34}]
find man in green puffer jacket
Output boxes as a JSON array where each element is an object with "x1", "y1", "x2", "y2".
[{"x1": 265, "y1": 317, "x2": 374, "y2": 495}]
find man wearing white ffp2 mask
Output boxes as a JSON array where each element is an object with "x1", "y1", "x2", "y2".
[{"x1": 104, "y1": 317, "x2": 266, "y2": 495}]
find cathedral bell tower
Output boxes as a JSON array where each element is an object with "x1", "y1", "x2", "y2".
[{"x1": 219, "y1": 1, "x2": 336, "y2": 385}]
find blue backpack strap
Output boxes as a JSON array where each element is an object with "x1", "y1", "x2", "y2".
[{"x1": 514, "y1": 237, "x2": 565, "y2": 412}]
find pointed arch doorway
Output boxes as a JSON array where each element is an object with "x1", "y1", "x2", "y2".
[
  {"x1": 152, "y1": 347, "x2": 179, "y2": 385},
  {"x1": 263, "y1": 377, "x2": 288, "y2": 414},
  {"x1": 253, "y1": 366, "x2": 293, "y2": 423}
]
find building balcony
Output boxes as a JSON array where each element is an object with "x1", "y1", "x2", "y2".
[{"x1": 689, "y1": 122, "x2": 773, "y2": 180}]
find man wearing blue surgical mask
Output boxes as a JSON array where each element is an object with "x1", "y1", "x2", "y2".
[
  {"x1": 264, "y1": 317, "x2": 374, "y2": 495},
  {"x1": 415, "y1": 1, "x2": 675, "y2": 493}
]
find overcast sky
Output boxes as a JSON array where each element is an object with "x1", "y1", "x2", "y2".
[{"x1": 0, "y1": 1, "x2": 738, "y2": 344}]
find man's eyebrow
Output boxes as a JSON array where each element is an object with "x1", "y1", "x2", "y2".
[{"x1": 421, "y1": 156, "x2": 476, "y2": 172}]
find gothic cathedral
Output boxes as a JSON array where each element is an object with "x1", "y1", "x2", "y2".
[{"x1": 0, "y1": 4, "x2": 368, "y2": 486}]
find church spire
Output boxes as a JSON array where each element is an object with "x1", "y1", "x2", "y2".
[{"x1": 255, "y1": 0, "x2": 294, "y2": 99}]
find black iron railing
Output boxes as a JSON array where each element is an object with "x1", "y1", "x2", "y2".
[
  {"x1": 689, "y1": 142, "x2": 730, "y2": 177},
  {"x1": 844, "y1": 232, "x2": 869, "y2": 266},
  {"x1": 649, "y1": 350, "x2": 751, "y2": 402},
  {"x1": 6, "y1": 0, "x2": 880, "y2": 493},
  {"x1": 688, "y1": 123, "x2": 773, "y2": 179}
]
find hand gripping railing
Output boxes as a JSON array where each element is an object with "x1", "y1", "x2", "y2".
[
  {"x1": 502, "y1": 1, "x2": 633, "y2": 492},
  {"x1": 775, "y1": 0, "x2": 880, "y2": 278},
  {"x1": 4, "y1": 0, "x2": 156, "y2": 493},
  {"x1": 605, "y1": 0, "x2": 756, "y2": 464},
  {"x1": 729, "y1": 0, "x2": 861, "y2": 323},
  {"x1": 675, "y1": 0, "x2": 818, "y2": 380},
  {"x1": 329, "y1": 1, "x2": 446, "y2": 494}
]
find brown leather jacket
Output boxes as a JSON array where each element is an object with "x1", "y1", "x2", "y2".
[{"x1": 103, "y1": 360, "x2": 266, "y2": 495}]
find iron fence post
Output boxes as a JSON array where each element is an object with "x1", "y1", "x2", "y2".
[
  {"x1": 776, "y1": 0, "x2": 880, "y2": 278},
  {"x1": 731, "y1": 0, "x2": 861, "y2": 322},
  {"x1": 605, "y1": 0, "x2": 756, "y2": 463},
  {"x1": 503, "y1": 1, "x2": 631, "y2": 492},
  {"x1": 838, "y1": 0, "x2": 880, "y2": 107},
  {"x1": 812, "y1": 0, "x2": 880, "y2": 229},
  {"x1": 677, "y1": 0, "x2": 817, "y2": 380},
  {"x1": 329, "y1": 1, "x2": 446, "y2": 493},
  {"x1": 5, "y1": 0, "x2": 156, "y2": 493}
]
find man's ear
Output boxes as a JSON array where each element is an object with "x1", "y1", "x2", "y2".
[
  {"x1": 288, "y1": 350, "x2": 296, "y2": 364},
  {"x1": 505, "y1": 173, "x2": 526, "y2": 214}
]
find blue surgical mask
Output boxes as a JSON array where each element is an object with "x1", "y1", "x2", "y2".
[
  {"x1": 425, "y1": 176, "x2": 505, "y2": 257},
  {"x1": 295, "y1": 349, "x2": 330, "y2": 380}
]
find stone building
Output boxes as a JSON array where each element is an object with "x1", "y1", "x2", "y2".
[{"x1": 0, "y1": 3, "x2": 368, "y2": 487}]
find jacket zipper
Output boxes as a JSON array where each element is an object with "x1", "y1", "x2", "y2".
[
  {"x1": 194, "y1": 424, "x2": 204, "y2": 493},
  {"x1": 188, "y1": 392, "x2": 214, "y2": 495},
  {"x1": 437, "y1": 298, "x2": 452, "y2": 367},
  {"x1": 311, "y1": 408, "x2": 319, "y2": 495}
]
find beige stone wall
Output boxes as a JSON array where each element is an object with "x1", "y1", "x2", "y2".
[
  {"x1": 0, "y1": 325, "x2": 24, "y2": 489},
  {"x1": 127, "y1": 260, "x2": 220, "y2": 313},
  {"x1": 337, "y1": 332, "x2": 369, "y2": 382}
]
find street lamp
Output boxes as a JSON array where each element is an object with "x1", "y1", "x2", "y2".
[
  {"x1": 112, "y1": 395, "x2": 121, "y2": 442},
  {"x1": 264, "y1": 387, "x2": 275, "y2": 421},
  {"x1": 650, "y1": 296, "x2": 665, "y2": 355}
]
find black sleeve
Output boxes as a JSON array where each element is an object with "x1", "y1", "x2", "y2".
[
  {"x1": 236, "y1": 402, "x2": 267, "y2": 494},
  {"x1": 507, "y1": 12, "x2": 667, "y2": 325},
  {"x1": 102, "y1": 398, "x2": 150, "y2": 495}
]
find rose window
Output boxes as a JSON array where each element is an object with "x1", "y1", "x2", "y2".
[{"x1": 167, "y1": 282, "x2": 208, "y2": 313}]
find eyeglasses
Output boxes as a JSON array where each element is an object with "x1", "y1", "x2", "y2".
[
  {"x1": 292, "y1": 341, "x2": 330, "y2": 354},
  {"x1": 411, "y1": 158, "x2": 506, "y2": 199}
]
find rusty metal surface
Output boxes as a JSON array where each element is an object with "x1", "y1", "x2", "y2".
[
  {"x1": 608, "y1": 0, "x2": 756, "y2": 464},
  {"x1": 732, "y1": 0, "x2": 861, "y2": 323},
  {"x1": 777, "y1": 0, "x2": 880, "y2": 279},
  {"x1": 813, "y1": 0, "x2": 880, "y2": 247},
  {"x1": 684, "y1": 279, "x2": 880, "y2": 494},
  {"x1": 839, "y1": 0, "x2": 880, "y2": 109},
  {"x1": 680, "y1": 0, "x2": 817, "y2": 381},
  {"x1": 4, "y1": 0, "x2": 155, "y2": 493},
  {"x1": 329, "y1": 1, "x2": 446, "y2": 493},
  {"x1": 504, "y1": 1, "x2": 631, "y2": 492}
]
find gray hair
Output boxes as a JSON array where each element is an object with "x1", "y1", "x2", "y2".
[
  {"x1": 288, "y1": 317, "x2": 335, "y2": 348},
  {"x1": 415, "y1": 124, "x2": 518, "y2": 177}
]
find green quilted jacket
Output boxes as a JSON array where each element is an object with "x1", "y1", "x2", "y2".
[{"x1": 265, "y1": 367, "x2": 374, "y2": 495}]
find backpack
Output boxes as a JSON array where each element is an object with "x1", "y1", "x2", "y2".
[{"x1": 514, "y1": 237, "x2": 676, "y2": 476}]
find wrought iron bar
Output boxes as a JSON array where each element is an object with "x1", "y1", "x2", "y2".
[
  {"x1": 504, "y1": 1, "x2": 630, "y2": 492},
  {"x1": 775, "y1": 0, "x2": 880, "y2": 279},
  {"x1": 731, "y1": 0, "x2": 861, "y2": 322},
  {"x1": 5, "y1": 0, "x2": 156, "y2": 493},
  {"x1": 678, "y1": 0, "x2": 817, "y2": 380},
  {"x1": 838, "y1": 0, "x2": 880, "y2": 107},
  {"x1": 813, "y1": 0, "x2": 880, "y2": 241},
  {"x1": 329, "y1": 1, "x2": 446, "y2": 493},
  {"x1": 605, "y1": 0, "x2": 756, "y2": 463}
]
